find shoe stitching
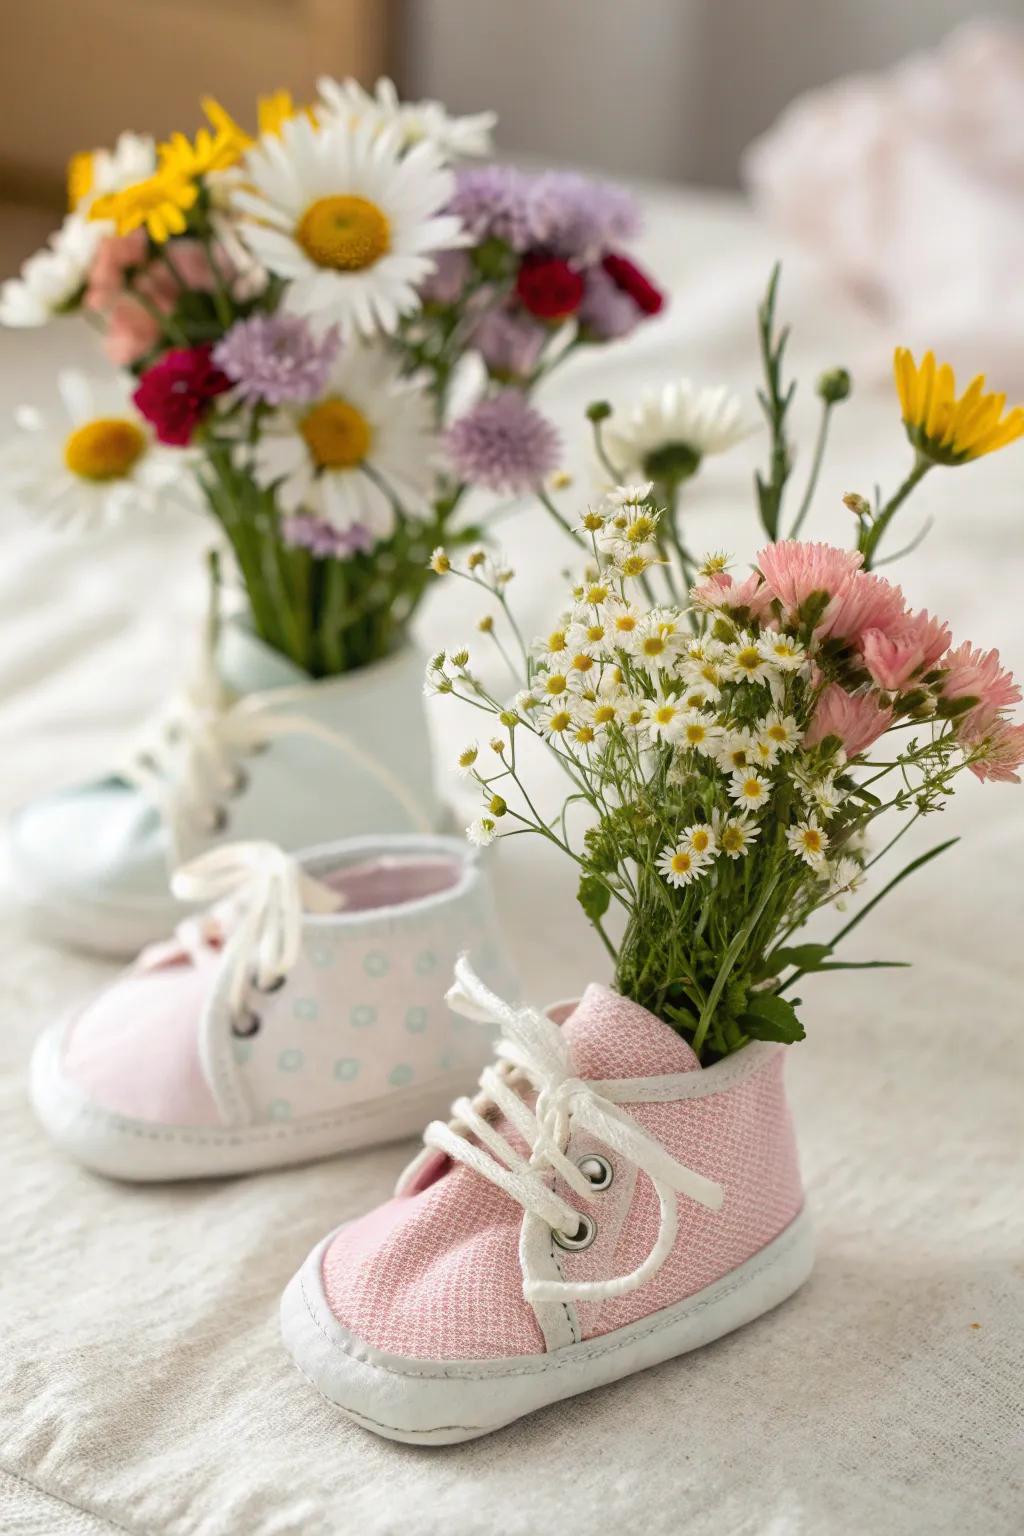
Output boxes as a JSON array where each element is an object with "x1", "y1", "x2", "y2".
[{"x1": 298, "y1": 1209, "x2": 807, "y2": 1385}]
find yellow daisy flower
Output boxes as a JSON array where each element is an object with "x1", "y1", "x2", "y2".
[
  {"x1": 90, "y1": 169, "x2": 197, "y2": 243},
  {"x1": 202, "y1": 92, "x2": 312, "y2": 158},
  {"x1": 894, "y1": 347, "x2": 1024, "y2": 465},
  {"x1": 159, "y1": 126, "x2": 240, "y2": 182}
]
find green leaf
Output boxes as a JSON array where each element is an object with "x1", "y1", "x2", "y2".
[
  {"x1": 577, "y1": 874, "x2": 611, "y2": 924},
  {"x1": 763, "y1": 942, "x2": 832, "y2": 974},
  {"x1": 739, "y1": 992, "x2": 806, "y2": 1044},
  {"x1": 804, "y1": 960, "x2": 909, "y2": 972}
]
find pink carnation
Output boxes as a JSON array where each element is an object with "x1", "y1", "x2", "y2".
[
  {"x1": 756, "y1": 541, "x2": 863, "y2": 614},
  {"x1": 860, "y1": 608, "x2": 952, "y2": 691},
  {"x1": 804, "y1": 683, "x2": 893, "y2": 757},
  {"x1": 962, "y1": 719, "x2": 1024, "y2": 784},
  {"x1": 817, "y1": 570, "x2": 907, "y2": 647},
  {"x1": 690, "y1": 569, "x2": 774, "y2": 621},
  {"x1": 940, "y1": 642, "x2": 1022, "y2": 734},
  {"x1": 86, "y1": 236, "x2": 238, "y2": 367}
]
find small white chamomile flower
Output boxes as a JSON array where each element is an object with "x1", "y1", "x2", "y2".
[
  {"x1": 628, "y1": 616, "x2": 682, "y2": 672},
  {"x1": 566, "y1": 618, "x2": 609, "y2": 657},
  {"x1": 515, "y1": 688, "x2": 543, "y2": 716},
  {"x1": 467, "y1": 817, "x2": 497, "y2": 848},
  {"x1": 729, "y1": 768, "x2": 771, "y2": 810},
  {"x1": 728, "y1": 632, "x2": 774, "y2": 685},
  {"x1": 603, "y1": 481, "x2": 655, "y2": 509},
  {"x1": 827, "y1": 856, "x2": 865, "y2": 907},
  {"x1": 759, "y1": 711, "x2": 800, "y2": 754},
  {"x1": 580, "y1": 695, "x2": 621, "y2": 733},
  {"x1": 532, "y1": 625, "x2": 572, "y2": 670},
  {"x1": 711, "y1": 809, "x2": 761, "y2": 859},
  {"x1": 657, "y1": 842, "x2": 712, "y2": 889},
  {"x1": 758, "y1": 632, "x2": 807, "y2": 672},
  {"x1": 681, "y1": 656, "x2": 725, "y2": 700},
  {"x1": 677, "y1": 710, "x2": 722, "y2": 756},
  {"x1": 643, "y1": 695, "x2": 685, "y2": 744},
  {"x1": 455, "y1": 743, "x2": 479, "y2": 777},
  {"x1": 682, "y1": 822, "x2": 717, "y2": 859},
  {"x1": 538, "y1": 704, "x2": 575, "y2": 739},
  {"x1": 807, "y1": 773, "x2": 844, "y2": 821},
  {"x1": 538, "y1": 670, "x2": 570, "y2": 700},
  {"x1": 748, "y1": 734, "x2": 779, "y2": 769},
  {"x1": 715, "y1": 732, "x2": 752, "y2": 774},
  {"x1": 786, "y1": 816, "x2": 830, "y2": 869},
  {"x1": 603, "y1": 598, "x2": 643, "y2": 644}
]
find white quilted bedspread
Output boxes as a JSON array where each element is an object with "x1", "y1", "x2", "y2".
[{"x1": 1, "y1": 183, "x2": 1021, "y2": 1536}]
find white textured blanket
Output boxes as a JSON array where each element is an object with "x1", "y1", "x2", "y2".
[{"x1": 1, "y1": 186, "x2": 1021, "y2": 1536}]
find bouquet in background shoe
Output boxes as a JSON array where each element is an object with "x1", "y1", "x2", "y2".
[{"x1": 0, "y1": 78, "x2": 665, "y2": 680}]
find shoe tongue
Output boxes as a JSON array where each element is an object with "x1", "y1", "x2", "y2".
[
  {"x1": 560, "y1": 983, "x2": 701, "y2": 1079},
  {"x1": 216, "y1": 617, "x2": 309, "y2": 695}
]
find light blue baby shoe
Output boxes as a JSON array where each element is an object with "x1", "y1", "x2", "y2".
[{"x1": 10, "y1": 619, "x2": 444, "y2": 957}]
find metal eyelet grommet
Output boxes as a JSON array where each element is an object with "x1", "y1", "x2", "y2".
[
  {"x1": 225, "y1": 766, "x2": 248, "y2": 797},
  {"x1": 204, "y1": 805, "x2": 229, "y2": 835},
  {"x1": 251, "y1": 971, "x2": 286, "y2": 995},
  {"x1": 576, "y1": 1153, "x2": 613, "y2": 1191},
  {"x1": 552, "y1": 1213, "x2": 597, "y2": 1252},
  {"x1": 230, "y1": 1008, "x2": 261, "y2": 1039}
]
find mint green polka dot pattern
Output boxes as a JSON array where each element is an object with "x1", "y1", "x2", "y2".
[
  {"x1": 309, "y1": 942, "x2": 335, "y2": 968},
  {"x1": 388, "y1": 1064, "x2": 414, "y2": 1087},
  {"x1": 293, "y1": 998, "x2": 318, "y2": 1022},
  {"x1": 278, "y1": 1049, "x2": 304, "y2": 1072},
  {"x1": 232, "y1": 1040, "x2": 253, "y2": 1064},
  {"x1": 414, "y1": 950, "x2": 437, "y2": 976},
  {"x1": 405, "y1": 1006, "x2": 428, "y2": 1033},
  {"x1": 334, "y1": 1058, "x2": 360, "y2": 1082},
  {"x1": 350, "y1": 1004, "x2": 376, "y2": 1029},
  {"x1": 363, "y1": 951, "x2": 390, "y2": 977},
  {"x1": 268, "y1": 1099, "x2": 292, "y2": 1120}
]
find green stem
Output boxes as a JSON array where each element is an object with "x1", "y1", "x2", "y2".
[
  {"x1": 859, "y1": 457, "x2": 931, "y2": 570},
  {"x1": 788, "y1": 400, "x2": 833, "y2": 539}
]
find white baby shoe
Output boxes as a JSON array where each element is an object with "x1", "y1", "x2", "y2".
[
  {"x1": 10, "y1": 618, "x2": 444, "y2": 958},
  {"x1": 30, "y1": 836, "x2": 511, "y2": 1180}
]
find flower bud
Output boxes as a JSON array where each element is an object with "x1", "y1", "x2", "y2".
[
  {"x1": 488, "y1": 794, "x2": 507, "y2": 816},
  {"x1": 586, "y1": 400, "x2": 612, "y2": 423},
  {"x1": 818, "y1": 368, "x2": 852, "y2": 404}
]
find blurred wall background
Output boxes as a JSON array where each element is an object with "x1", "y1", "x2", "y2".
[{"x1": 397, "y1": 0, "x2": 1024, "y2": 184}]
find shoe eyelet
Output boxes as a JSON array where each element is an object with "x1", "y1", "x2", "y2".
[
  {"x1": 203, "y1": 804, "x2": 229, "y2": 835},
  {"x1": 552, "y1": 1213, "x2": 597, "y2": 1252},
  {"x1": 225, "y1": 766, "x2": 248, "y2": 797},
  {"x1": 576, "y1": 1153, "x2": 613, "y2": 1191},
  {"x1": 251, "y1": 970, "x2": 286, "y2": 996},
  {"x1": 230, "y1": 1007, "x2": 261, "y2": 1039}
]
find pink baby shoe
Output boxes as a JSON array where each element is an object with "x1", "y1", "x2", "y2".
[
  {"x1": 30, "y1": 837, "x2": 512, "y2": 1180},
  {"x1": 281, "y1": 959, "x2": 814, "y2": 1443}
]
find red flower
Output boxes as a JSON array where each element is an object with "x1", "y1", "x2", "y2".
[
  {"x1": 602, "y1": 252, "x2": 665, "y2": 316},
  {"x1": 515, "y1": 255, "x2": 585, "y2": 321},
  {"x1": 133, "y1": 344, "x2": 231, "y2": 446}
]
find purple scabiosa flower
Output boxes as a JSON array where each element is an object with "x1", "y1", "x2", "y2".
[
  {"x1": 418, "y1": 248, "x2": 473, "y2": 306},
  {"x1": 281, "y1": 514, "x2": 376, "y2": 559},
  {"x1": 577, "y1": 264, "x2": 642, "y2": 341},
  {"x1": 213, "y1": 314, "x2": 342, "y2": 407},
  {"x1": 444, "y1": 392, "x2": 562, "y2": 494},
  {"x1": 449, "y1": 165, "x2": 536, "y2": 251},
  {"x1": 527, "y1": 172, "x2": 641, "y2": 262},
  {"x1": 471, "y1": 307, "x2": 546, "y2": 380}
]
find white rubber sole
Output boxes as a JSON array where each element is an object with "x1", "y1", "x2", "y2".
[
  {"x1": 280, "y1": 1206, "x2": 815, "y2": 1444},
  {"x1": 29, "y1": 1017, "x2": 471, "y2": 1182}
]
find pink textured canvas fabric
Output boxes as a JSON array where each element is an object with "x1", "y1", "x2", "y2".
[{"x1": 319, "y1": 984, "x2": 804, "y2": 1362}]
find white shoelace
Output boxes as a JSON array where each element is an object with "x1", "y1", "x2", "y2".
[
  {"x1": 170, "y1": 841, "x2": 342, "y2": 1023},
  {"x1": 425, "y1": 957, "x2": 724, "y2": 1304},
  {"x1": 119, "y1": 635, "x2": 432, "y2": 862}
]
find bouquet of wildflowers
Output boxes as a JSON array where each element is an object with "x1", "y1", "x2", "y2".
[
  {"x1": 429, "y1": 276, "x2": 1024, "y2": 1060},
  {"x1": 0, "y1": 79, "x2": 664, "y2": 678}
]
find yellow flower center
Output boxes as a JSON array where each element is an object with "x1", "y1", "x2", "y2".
[
  {"x1": 64, "y1": 417, "x2": 146, "y2": 481},
  {"x1": 690, "y1": 828, "x2": 711, "y2": 853},
  {"x1": 684, "y1": 723, "x2": 707, "y2": 745},
  {"x1": 585, "y1": 624, "x2": 604, "y2": 643},
  {"x1": 641, "y1": 636, "x2": 666, "y2": 657},
  {"x1": 735, "y1": 646, "x2": 761, "y2": 673},
  {"x1": 620, "y1": 555, "x2": 649, "y2": 577},
  {"x1": 802, "y1": 829, "x2": 823, "y2": 854},
  {"x1": 766, "y1": 723, "x2": 789, "y2": 742},
  {"x1": 300, "y1": 398, "x2": 372, "y2": 469},
  {"x1": 571, "y1": 653, "x2": 594, "y2": 673},
  {"x1": 627, "y1": 516, "x2": 657, "y2": 543},
  {"x1": 670, "y1": 851, "x2": 693, "y2": 874},
  {"x1": 721, "y1": 826, "x2": 744, "y2": 854},
  {"x1": 613, "y1": 614, "x2": 638, "y2": 634},
  {"x1": 741, "y1": 777, "x2": 762, "y2": 799},
  {"x1": 586, "y1": 584, "x2": 609, "y2": 605},
  {"x1": 654, "y1": 705, "x2": 676, "y2": 725},
  {"x1": 296, "y1": 195, "x2": 391, "y2": 271},
  {"x1": 593, "y1": 704, "x2": 616, "y2": 725},
  {"x1": 548, "y1": 630, "x2": 567, "y2": 653},
  {"x1": 548, "y1": 710, "x2": 572, "y2": 733},
  {"x1": 545, "y1": 673, "x2": 567, "y2": 696},
  {"x1": 574, "y1": 725, "x2": 596, "y2": 744}
]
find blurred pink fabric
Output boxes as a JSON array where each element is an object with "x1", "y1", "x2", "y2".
[{"x1": 744, "y1": 21, "x2": 1024, "y2": 389}]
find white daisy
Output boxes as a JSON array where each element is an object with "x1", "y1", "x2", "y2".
[
  {"x1": 0, "y1": 216, "x2": 106, "y2": 328},
  {"x1": 786, "y1": 816, "x2": 830, "y2": 869},
  {"x1": 0, "y1": 371, "x2": 180, "y2": 528},
  {"x1": 536, "y1": 669, "x2": 570, "y2": 701},
  {"x1": 680, "y1": 655, "x2": 725, "y2": 701},
  {"x1": 827, "y1": 856, "x2": 865, "y2": 906},
  {"x1": 759, "y1": 711, "x2": 801, "y2": 755},
  {"x1": 806, "y1": 773, "x2": 845, "y2": 821},
  {"x1": 711, "y1": 810, "x2": 761, "y2": 859},
  {"x1": 538, "y1": 704, "x2": 575, "y2": 739},
  {"x1": 643, "y1": 694, "x2": 685, "y2": 744},
  {"x1": 531, "y1": 625, "x2": 572, "y2": 671},
  {"x1": 758, "y1": 631, "x2": 807, "y2": 673},
  {"x1": 233, "y1": 114, "x2": 464, "y2": 338},
  {"x1": 715, "y1": 731, "x2": 753, "y2": 775},
  {"x1": 566, "y1": 617, "x2": 610, "y2": 658},
  {"x1": 657, "y1": 841, "x2": 712, "y2": 889},
  {"x1": 579, "y1": 695, "x2": 621, "y2": 733},
  {"x1": 627, "y1": 615, "x2": 683, "y2": 672},
  {"x1": 604, "y1": 380, "x2": 751, "y2": 485},
  {"x1": 727, "y1": 632, "x2": 774, "y2": 685},
  {"x1": 317, "y1": 76, "x2": 496, "y2": 159},
  {"x1": 681, "y1": 822, "x2": 717, "y2": 859},
  {"x1": 603, "y1": 598, "x2": 643, "y2": 646},
  {"x1": 729, "y1": 768, "x2": 771, "y2": 811},
  {"x1": 466, "y1": 817, "x2": 497, "y2": 848},
  {"x1": 252, "y1": 346, "x2": 434, "y2": 542},
  {"x1": 676, "y1": 710, "x2": 722, "y2": 757},
  {"x1": 455, "y1": 744, "x2": 479, "y2": 778},
  {"x1": 514, "y1": 688, "x2": 544, "y2": 718},
  {"x1": 70, "y1": 131, "x2": 158, "y2": 210}
]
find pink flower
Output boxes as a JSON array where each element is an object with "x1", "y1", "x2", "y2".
[
  {"x1": 963, "y1": 719, "x2": 1024, "y2": 784},
  {"x1": 804, "y1": 684, "x2": 893, "y2": 756},
  {"x1": 940, "y1": 642, "x2": 1022, "y2": 733},
  {"x1": 860, "y1": 608, "x2": 952, "y2": 691},
  {"x1": 756, "y1": 541, "x2": 863, "y2": 615},
  {"x1": 86, "y1": 237, "x2": 238, "y2": 366},
  {"x1": 103, "y1": 295, "x2": 163, "y2": 366},
  {"x1": 691, "y1": 569, "x2": 774, "y2": 622},
  {"x1": 817, "y1": 569, "x2": 907, "y2": 646},
  {"x1": 85, "y1": 230, "x2": 150, "y2": 310}
]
